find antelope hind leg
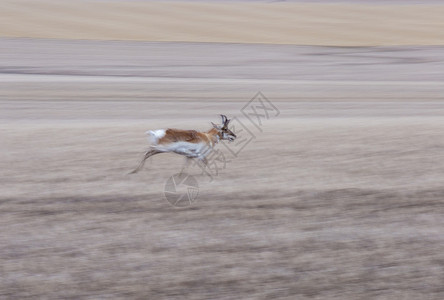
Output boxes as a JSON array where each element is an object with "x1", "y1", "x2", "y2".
[{"x1": 129, "y1": 149, "x2": 160, "y2": 174}]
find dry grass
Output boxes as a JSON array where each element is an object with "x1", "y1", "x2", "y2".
[
  {"x1": 2, "y1": 110, "x2": 444, "y2": 299},
  {"x1": 1, "y1": 38, "x2": 444, "y2": 299}
]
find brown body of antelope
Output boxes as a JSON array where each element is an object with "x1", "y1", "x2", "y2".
[{"x1": 130, "y1": 115, "x2": 236, "y2": 174}]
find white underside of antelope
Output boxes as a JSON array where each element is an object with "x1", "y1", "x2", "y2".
[{"x1": 154, "y1": 141, "x2": 209, "y2": 158}]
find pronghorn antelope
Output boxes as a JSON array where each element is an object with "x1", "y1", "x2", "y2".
[{"x1": 130, "y1": 115, "x2": 236, "y2": 174}]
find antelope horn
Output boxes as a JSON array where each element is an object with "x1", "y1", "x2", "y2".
[{"x1": 220, "y1": 114, "x2": 228, "y2": 125}]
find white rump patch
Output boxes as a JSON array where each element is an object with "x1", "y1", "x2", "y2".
[{"x1": 146, "y1": 129, "x2": 165, "y2": 145}]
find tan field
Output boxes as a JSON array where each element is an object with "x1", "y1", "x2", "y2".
[
  {"x1": 2, "y1": 1, "x2": 444, "y2": 299},
  {"x1": 2, "y1": 0, "x2": 444, "y2": 46}
]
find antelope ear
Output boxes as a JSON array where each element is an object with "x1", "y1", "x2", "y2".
[{"x1": 212, "y1": 122, "x2": 221, "y2": 129}]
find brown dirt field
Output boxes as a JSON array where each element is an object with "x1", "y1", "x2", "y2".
[{"x1": 1, "y1": 38, "x2": 444, "y2": 299}]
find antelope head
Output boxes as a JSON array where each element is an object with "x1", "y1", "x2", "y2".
[{"x1": 212, "y1": 114, "x2": 236, "y2": 142}]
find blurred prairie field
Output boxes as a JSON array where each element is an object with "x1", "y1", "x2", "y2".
[
  {"x1": 2, "y1": 0, "x2": 444, "y2": 45},
  {"x1": 2, "y1": 11, "x2": 444, "y2": 300},
  {"x1": 3, "y1": 100, "x2": 444, "y2": 299}
]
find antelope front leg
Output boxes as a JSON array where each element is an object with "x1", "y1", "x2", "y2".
[
  {"x1": 198, "y1": 157, "x2": 208, "y2": 170},
  {"x1": 129, "y1": 149, "x2": 161, "y2": 174},
  {"x1": 179, "y1": 157, "x2": 193, "y2": 175}
]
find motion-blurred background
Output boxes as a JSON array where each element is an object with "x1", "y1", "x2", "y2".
[{"x1": 1, "y1": 0, "x2": 444, "y2": 299}]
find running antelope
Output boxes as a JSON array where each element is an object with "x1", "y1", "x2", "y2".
[{"x1": 130, "y1": 115, "x2": 236, "y2": 174}]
